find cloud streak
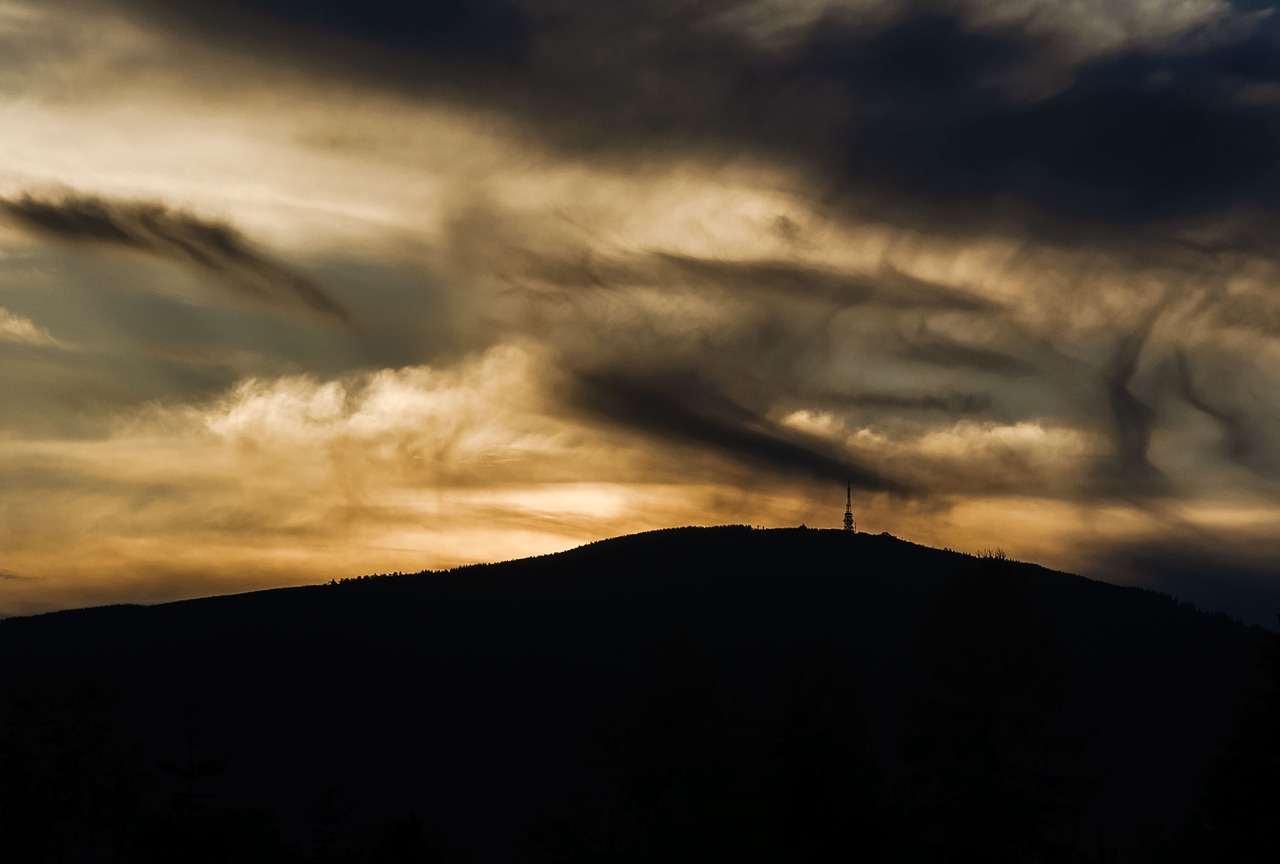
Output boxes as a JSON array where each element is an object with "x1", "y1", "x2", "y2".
[
  {"x1": 568, "y1": 367, "x2": 911, "y2": 494},
  {"x1": 0, "y1": 193, "x2": 352, "y2": 324},
  {"x1": 821, "y1": 390, "x2": 995, "y2": 415},
  {"x1": 1100, "y1": 318, "x2": 1162, "y2": 489}
]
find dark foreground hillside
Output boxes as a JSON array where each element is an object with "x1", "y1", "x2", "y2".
[{"x1": 1, "y1": 527, "x2": 1276, "y2": 862}]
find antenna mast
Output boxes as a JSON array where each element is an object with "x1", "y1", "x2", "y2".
[{"x1": 843, "y1": 481, "x2": 855, "y2": 532}]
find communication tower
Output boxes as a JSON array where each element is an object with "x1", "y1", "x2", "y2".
[{"x1": 843, "y1": 482, "x2": 856, "y2": 532}]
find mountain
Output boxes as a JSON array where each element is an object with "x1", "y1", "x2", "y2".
[{"x1": 0, "y1": 526, "x2": 1273, "y2": 862}]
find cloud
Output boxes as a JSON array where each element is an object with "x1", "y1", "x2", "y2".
[
  {"x1": 0, "y1": 193, "x2": 352, "y2": 324},
  {"x1": 104, "y1": 0, "x2": 1280, "y2": 242},
  {"x1": 568, "y1": 367, "x2": 911, "y2": 493},
  {"x1": 198, "y1": 343, "x2": 565, "y2": 483},
  {"x1": 121, "y1": 0, "x2": 531, "y2": 68},
  {"x1": 0, "y1": 307, "x2": 61, "y2": 347}
]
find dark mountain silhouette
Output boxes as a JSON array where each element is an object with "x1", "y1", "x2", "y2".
[{"x1": 0, "y1": 527, "x2": 1273, "y2": 862}]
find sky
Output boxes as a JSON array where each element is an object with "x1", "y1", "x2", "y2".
[{"x1": 1, "y1": 0, "x2": 1279, "y2": 624}]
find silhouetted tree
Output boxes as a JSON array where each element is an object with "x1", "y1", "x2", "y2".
[
  {"x1": 160, "y1": 653, "x2": 227, "y2": 824},
  {"x1": 133, "y1": 650, "x2": 281, "y2": 864},
  {"x1": 294, "y1": 782, "x2": 356, "y2": 864}
]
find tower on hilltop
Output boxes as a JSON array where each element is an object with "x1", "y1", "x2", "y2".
[{"x1": 843, "y1": 482, "x2": 856, "y2": 532}]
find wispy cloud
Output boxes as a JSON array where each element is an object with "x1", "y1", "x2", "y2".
[
  {"x1": 0, "y1": 307, "x2": 61, "y2": 347},
  {"x1": 0, "y1": 193, "x2": 352, "y2": 324}
]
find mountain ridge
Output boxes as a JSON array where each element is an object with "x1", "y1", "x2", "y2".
[
  {"x1": 0, "y1": 526, "x2": 1271, "y2": 862},
  {"x1": 2, "y1": 525, "x2": 1236, "y2": 629}
]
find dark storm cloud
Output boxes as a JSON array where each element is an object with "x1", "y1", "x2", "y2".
[
  {"x1": 812, "y1": 7, "x2": 1280, "y2": 232},
  {"x1": 114, "y1": 1, "x2": 1280, "y2": 237},
  {"x1": 569, "y1": 368, "x2": 910, "y2": 494},
  {"x1": 0, "y1": 194, "x2": 351, "y2": 324},
  {"x1": 834, "y1": 16, "x2": 1280, "y2": 231},
  {"x1": 121, "y1": 0, "x2": 530, "y2": 69}
]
